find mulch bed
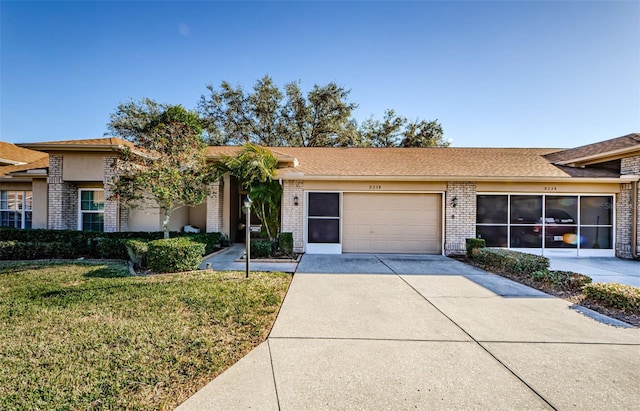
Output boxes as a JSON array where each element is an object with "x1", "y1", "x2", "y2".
[{"x1": 457, "y1": 257, "x2": 640, "y2": 327}]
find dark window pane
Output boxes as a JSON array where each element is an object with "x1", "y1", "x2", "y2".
[
  {"x1": 544, "y1": 226, "x2": 577, "y2": 248},
  {"x1": 81, "y1": 191, "x2": 104, "y2": 211},
  {"x1": 477, "y1": 195, "x2": 508, "y2": 224},
  {"x1": 308, "y1": 193, "x2": 340, "y2": 217},
  {"x1": 545, "y1": 196, "x2": 577, "y2": 224},
  {"x1": 476, "y1": 225, "x2": 507, "y2": 247},
  {"x1": 308, "y1": 218, "x2": 340, "y2": 243},
  {"x1": 82, "y1": 213, "x2": 104, "y2": 232},
  {"x1": 510, "y1": 226, "x2": 542, "y2": 248},
  {"x1": 510, "y1": 195, "x2": 542, "y2": 224},
  {"x1": 580, "y1": 227, "x2": 613, "y2": 249},
  {"x1": 580, "y1": 196, "x2": 613, "y2": 226}
]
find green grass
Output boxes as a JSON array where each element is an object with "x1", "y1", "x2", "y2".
[{"x1": 0, "y1": 261, "x2": 291, "y2": 410}]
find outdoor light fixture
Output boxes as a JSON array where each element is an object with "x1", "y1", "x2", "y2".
[
  {"x1": 244, "y1": 197, "x2": 252, "y2": 278},
  {"x1": 451, "y1": 196, "x2": 458, "y2": 208},
  {"x1": 294, "y1": 195, "x2": 299, "y2": 206}
]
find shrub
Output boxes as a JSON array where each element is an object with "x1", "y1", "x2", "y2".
[
  {"x1": 278, "y1": 232, "x2": 294, "y2": 257},
  {"x1": 124, "y1": 239, "x2": 149, "y2": 269},
  {"x1": 0, "y1": 241, "x2": 76, "y2": 260},
  {"x1": 147, "y1": 238, "x2": 205, "y2": 273},
  {"x1": 466, "y1": 238, "x2": 486, "y2": 258},
  {"x1": 188, "y1": 232, "x2": 222, "y2": 255},
  {"x1": 472, "y1": 248, "x2": 549, "y2": 275},
  {"x1": 251, "y1": 241, "x2": 272, "y2": 259},
  {"x1": 530, "y1": 269, "x2": 592, "y2": 290},
  {"x1": 93, "y1": 237, "x2": 130, "y2": 259},
  {"x1": 583, "y1": 283, "x2": 640, "y2": 313}
]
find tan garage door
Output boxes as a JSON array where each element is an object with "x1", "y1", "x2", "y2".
[{"x1": 342, "y1": 193, "x2": 442, "y2": 254}]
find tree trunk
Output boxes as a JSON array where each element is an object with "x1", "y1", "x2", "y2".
[{"x1": 162, "y1": 208, "x2": 171, "y2": 239}]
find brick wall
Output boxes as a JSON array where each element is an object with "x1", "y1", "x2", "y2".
[
  {"x1": 444, "y1": 182, "x2": 476, "y2": 256},
  {"x1": 103, "y1": 156, "x2": 119, "y2": 232},
  {"x1": 281, "y1": 180, "x2": 304, "y2": 253},
  {"x1": 206, "y1": 181, "x2": 224, "y2": 233},
  {"x1": 47, "y1": 155, "x2": 77, "y2": 230},
  {"x1": 619, "y1": 156, "x2": 640, "y2": 258}
]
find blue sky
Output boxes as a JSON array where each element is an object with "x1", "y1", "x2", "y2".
[{"x1": 1, "y1": 1, "x2": 638, "y2": 148}]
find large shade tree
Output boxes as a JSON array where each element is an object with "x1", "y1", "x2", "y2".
[
  {"x1": 107, "y1": 99, "x2": 215, "y2": 238},
  {"x1": 199, "y1": 75, "x2": 449, "y2": 148}
]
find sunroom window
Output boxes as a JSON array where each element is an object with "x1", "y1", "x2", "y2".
[{"x1": 476, "y1": 194, "x2": 613, "y2": 251}]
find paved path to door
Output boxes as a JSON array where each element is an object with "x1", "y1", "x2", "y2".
[
  {"x1": 549, "y1": 257, "x2": 640, "y2": 287},
  {"x1": 179, "y1": 255, "x2": 640, "y2": 410}
]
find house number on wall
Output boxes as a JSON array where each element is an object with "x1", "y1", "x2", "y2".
[
  {"x1": 369, "y1": 185, "x2": 382, "y2": 190},
  {"x1": 544, "y1": 186, "x2": 557, "y2": 191}
]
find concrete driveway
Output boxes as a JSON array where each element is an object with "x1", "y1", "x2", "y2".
[
  {"x1": 179, "y1": 254, "x2": 640, "y2": 410},
  {"x1": 549, "y1": 257, "x2": 640, "y2": 287}
]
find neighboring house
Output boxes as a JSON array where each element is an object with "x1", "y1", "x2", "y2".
[
  {"x1": 0, "y1": 142, "x2": 49, "y2": 229},
  {"x1": 12, "y1": 133, "x2": 640, "y2": 259}
]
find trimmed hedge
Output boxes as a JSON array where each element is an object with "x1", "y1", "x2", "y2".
[
  {"x1": 124, "y1": 239, "x2": 149, "y2": 269},
  {"x1": 189, "y1": 232, "x2": 223, "y2": 255},
  {"x1": 0, "y1": 228, "x2": 222, "y2": 261},
  {"x1": 531, "y1": 269, "x2": 592, "y2": 290},
  {"x1": 278, "y1": 232, "x2": 294, "y2": 257},
  {"x1": 147, "y1": 238, "x2": 206, "y2": 273},
  {"x1": 0, "y1": 241, "x2": 76, "y2": 260},
  {"x1": 466, "y1": 238, "x2": 486, "y2": 258},
  {"x1": 472, "y1": 248, "x2": 549, "y2": 275},
  {"x1": 583, "y1": 283, "x2": 640, "y2": 313},
  {"x1": 251, "y1": 241, "x2": 273, "y2": 259}
]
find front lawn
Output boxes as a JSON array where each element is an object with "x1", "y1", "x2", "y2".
[{"x1": 0, "y1": 261, "x2": 291, "y2": 410}]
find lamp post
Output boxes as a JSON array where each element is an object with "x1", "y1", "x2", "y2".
[{"x1": 244, "y1": 197, "x2": 252, "y2": 278}]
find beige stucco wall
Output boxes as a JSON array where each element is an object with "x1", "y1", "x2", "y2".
[
  {"x1": 62, "y1": 153, "x2": 107, "y2": 181},
  {"x1": 127, "y1": 204, "x2": 195, "y2": 233},
  {"x1": 303, "y1": 180, "x2": 446, "y2": 192},
  {"x1": 189, "y1": 203, "x2": 206, "y2": 231},
  {"x1": 127, "y1": 207, "x2": 161, "y2": 232},
  {"x1": 168, "y1": 206, "x2": 190, "y2": 232},
  {"x1": 32, "y1": 179, "x2": 48, "y2": 229},
  {"x1": 477, "y1": 181, "x2": 621, "y2": 194},
  {"x1": 0, "y1": 182, "x2": 32, "y2": 191}
]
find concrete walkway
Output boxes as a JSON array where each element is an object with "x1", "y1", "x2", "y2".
[
  {"x1": 178, "y1": 255, "x2": 640, "y2": 410},
  {"x1": 199, "y1": 243, "x2": 298, "y2": 273},
  {"x1": 549, "y1": 257, "x2": 640, "y2": 287}
]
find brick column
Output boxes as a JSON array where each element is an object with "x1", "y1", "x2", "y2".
[
  {"x1": 206, "y1": 181, "x2": 224, "y2": 233},
  {"x1": 444, "y1": 182, "x2": 476, "y2": 256},
  {"x1": 47, "y1": 155, "x2": 77, "y2": 230},
  {"x1": 619, "y1": 156, "x2": 640, "y2": 258},
  {"x1": 281, "y1": 180, "x2": 304, "y2": 253},
  {"x1": 103, "y1": 156, "x2": 119, "y2": 232}
]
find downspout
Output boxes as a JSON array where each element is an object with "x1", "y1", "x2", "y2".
[{"x1": 632, "y1": 180, "x2": 638, "y2": 259}]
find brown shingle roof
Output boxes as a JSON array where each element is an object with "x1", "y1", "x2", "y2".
[
  {"x1": 0, "y1": 156, "x2": 49, "y2": 178},
  {"x1": 0, "y1": 141, "x2": 48, "y2": 165},
  {"x1": 18, "y1": 137, "x2": 133, "y2": 152},
  {"x1": 207, "y1": 146, "x2": 588, "y2": 180},
  {"x1": 544, "y1": 133, "x2": 640, "y2": 164}
]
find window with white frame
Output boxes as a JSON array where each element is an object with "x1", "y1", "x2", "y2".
[
  {"x1": 0, "y1": 190, "x2": 32, "y2": 229},
  {"x1": 79, "y1": 189, "x2": 104, "y2": 232}
]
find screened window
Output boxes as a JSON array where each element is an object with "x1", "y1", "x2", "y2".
[
  {"x1": 79, "y1": 190, "x2": 104, "y2": 232},
  {"x1": 476, "y1": 195, "x2": 613, "y2": 251},
  {"x1": 308, "y1": 192, "x2": 340, "y2": 244},
  {"x1": 0, "y1": 191, "x2": 32, "y2": 229}
]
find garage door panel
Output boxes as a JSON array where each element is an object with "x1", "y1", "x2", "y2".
[{"x1": 342, "y1": 193, "x2": 442, "y2": 254}]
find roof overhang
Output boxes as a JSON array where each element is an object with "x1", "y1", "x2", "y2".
[
  {"x1": 0, "y1": 158, "x2": 27, "y2": 166},
  {"x1": 554, "y1": 145, "x2": 640, "y2": 167},
  {"x1": 276, "y1": 172, "x2": 636, "y2": 184}
]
